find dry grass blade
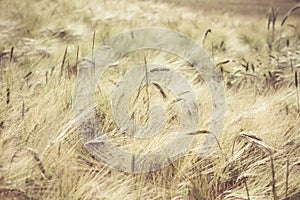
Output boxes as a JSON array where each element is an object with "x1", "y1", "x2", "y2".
[
  {"x1": 281, "y1": 4, "x2": 300, "y2": 26},
  {"x1": 9, "y1": 47, "x2": 14, "y2": 62},
  {"x1": 6, "y1": 88, "x2": 10, "y2": 104},
  {"x1": 92, "y1": 30, "x2": 96, "y2": 60},
  {"x1": 201, "y1": 29, "x2": 211, "y2": 45},
  {"x1": 144, "y1": 54, "x2": 150, "y2": 116},
  {"x1": 243, "y1": 178, "x2": 250, "y2": 200},
  {"x1": 295, "y1": 72, "x2": 299, "y2": 112},
  {"x1": 295, "y1": 72, "x2": 299, "y2": 88},
  {"x1": 22, "y1": 100, "x2": 25, "y2": 118},
  {"x1": 76, "y1": 45, "x2": 80, "y2": 74},
  {"x1": 187, "y1": 130, "x2": 211, "y2": 135},
  {"x1": 60, "y1": 46, "x2": 68, "y2": 77},
  {"x1": 270, "y1": 154, "x2": 278, "y2": 200},
  {"x1": 239, "y1": 132, "x2": 262, "y2": 141},
  {"x1": 267, "y1": 10, "x2": 271, "y2": 30},
  {"x1": 45, "y1": 71, "x2": 48, "y2": 83},
  {"x1": 216, "y1": 59, "x2": 232, "y2": 66},
  {"x1": 23, "y1": 72, "x2": 32, "y2": 80},
  {"x1": 285, "y1": 157, "x2": 289, "y2": 200}
]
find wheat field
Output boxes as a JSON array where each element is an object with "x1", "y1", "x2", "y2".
[{"x1": 0, "y1": 0, "x2": 300, "y2": 199}]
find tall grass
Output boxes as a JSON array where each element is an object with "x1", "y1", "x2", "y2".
[{"x1": 0, "y1": 0, "x2": 300, "y2": 199}]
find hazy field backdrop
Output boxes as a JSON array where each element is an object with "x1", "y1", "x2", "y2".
[{"x1": 0, "y1": 0, "x2": 300, "y2": 199}]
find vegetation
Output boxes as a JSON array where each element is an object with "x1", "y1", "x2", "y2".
[{"x1": 0, "y1": 0, "x2": 299, "y2": 199}]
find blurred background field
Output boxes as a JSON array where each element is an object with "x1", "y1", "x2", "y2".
[
  {"x1": 0, "y1": 0, "x2": 300, "y2": 199},
  {"x1": 161, "y1": 0, "x2": 300, "y2": 16}
]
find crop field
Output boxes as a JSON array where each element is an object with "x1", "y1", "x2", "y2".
[{"x1": 0, "y1": 0, "x2": 300, "y2": 199}]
